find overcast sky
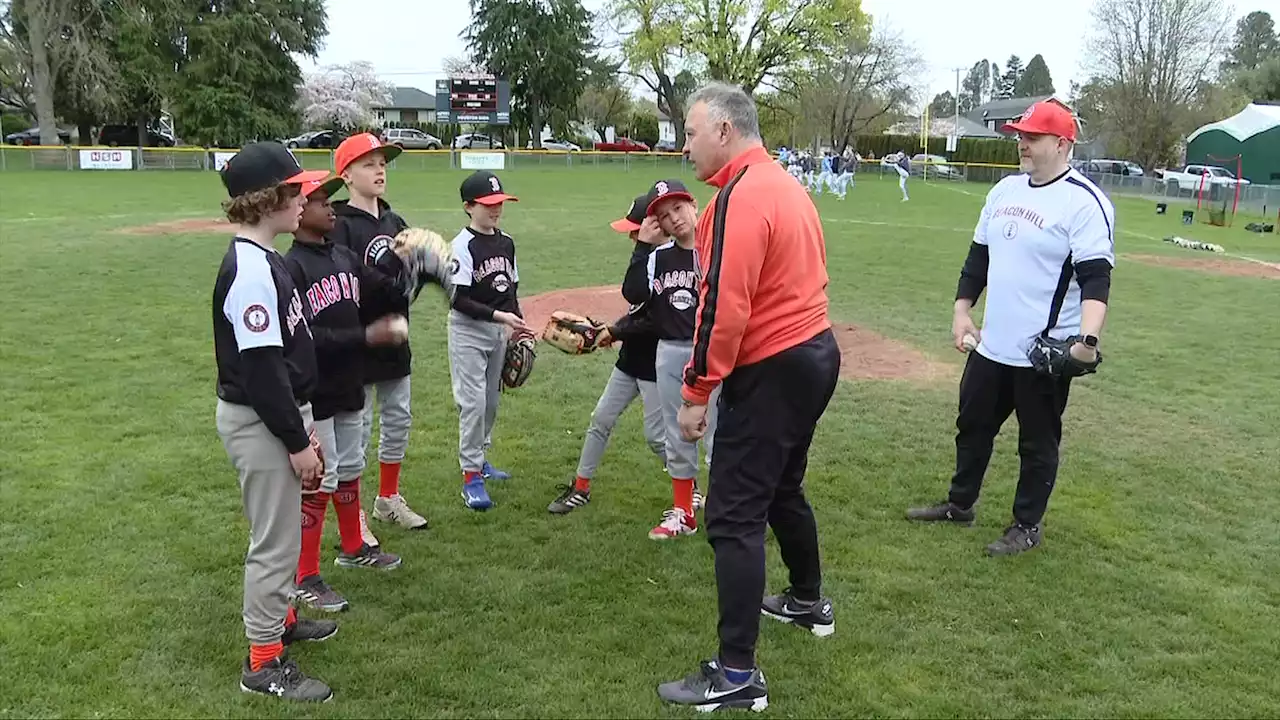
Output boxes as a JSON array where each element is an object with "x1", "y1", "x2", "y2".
[{"x1": 300, "y1": 0, "x2": 1264, "y2": 110}]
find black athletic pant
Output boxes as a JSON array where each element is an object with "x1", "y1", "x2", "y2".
[
  {"x1": 705, "y1": 328, "x2": 841, "y2": 670},
  {"x1": 948, "y1": 350, "x2": 1072, "y2": 527}
]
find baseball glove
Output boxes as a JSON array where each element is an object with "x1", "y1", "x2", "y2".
[
  {"x1": 501, "y1": 328, "x2": 537, "y2": 389},
  {"x1": 541, "y1": 311, "x2": 609, "y2": 355},
  {"x1": 1029, "y1": 334, "x2": 1103, "y2": 378},
  {"x1": 390, "y1": 227, "x2": 457, "y2": 305}
]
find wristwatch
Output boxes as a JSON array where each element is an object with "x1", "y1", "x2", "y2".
[{"x1": 1082, "y1": 334, "x2": 1099, "y2": 348}]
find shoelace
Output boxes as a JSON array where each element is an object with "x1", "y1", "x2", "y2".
[{"x1": 660, "y1": 508, "x2": 688, "y2": 530}]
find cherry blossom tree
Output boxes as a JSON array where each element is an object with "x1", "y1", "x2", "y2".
[{"x1": 297, "y1": 61, "x2": 394, "y2": 130}]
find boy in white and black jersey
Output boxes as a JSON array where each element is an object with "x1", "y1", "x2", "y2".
[
  {"x1": 211, "y1": 141, "x2": 335, "y2": 702},
  {"x1": 623, "y1": 178, "x2": 719, "y2": 541},
  {"x1": 907, "y1": 99, "x2": 1115, "y2": 556},
  {"x1": 447, "y1": 170, "x2": 530, "y2": 511}
]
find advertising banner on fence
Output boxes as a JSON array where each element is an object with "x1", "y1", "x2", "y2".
[
  {"x1": 459, "y1": 152, "x2": 505, "y2": 171},
  {"x1": 79, "y1": 149, "x2": 133, "y2": 170},
  {"x1": 213, "y1": 151, "x2": 236, "y2": 172}
]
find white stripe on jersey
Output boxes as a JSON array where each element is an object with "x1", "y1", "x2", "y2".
[
  {"x1": 973, "y1": 168, "x2": 1116, "y2": 368},
  {"x1": 223, "y1": 242, "x2": 283, "y2": 351}
]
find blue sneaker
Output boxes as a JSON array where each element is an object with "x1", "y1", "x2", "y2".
[
  {"x1": 481, "y1": 461, "x2": 511, "y2": 481},
  {"x1": 462, "y1": 478, "x2": 493, "y2": 510}
]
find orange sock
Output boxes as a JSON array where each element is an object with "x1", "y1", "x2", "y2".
[
  {"x1": 673, "y1": 477, "x2": 695, "y2": 515},
  {"x1": 379, "y1": 462, "x2": 401, "y2": 498},
  {"x1": 249, "y1": 641, "x2": 284, "y2": 671},
  {"x1": 285, "y1": 605, "x2": 297, "y2": 628},
  {"x1": 575, "y1": 475, "x2": 590, "y2": 492}
]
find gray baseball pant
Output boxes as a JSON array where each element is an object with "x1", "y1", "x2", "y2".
[
  {"x1": 313, "y1": 410, "x2": 366, "y2": 493},
  {"x1": 448, "y1": 310, "x2": 505, "y2": 473},
  {"x1": 362, "y1": 376, "x2": 412, "y2": 464},
  {"x1": 576, "y1": 366, "x2": 666, "y2": 479},
  {"x1": 656, "y1": 339, "x2": 719, "y2": 479},
  {"x1": 216, "y1": 399, "x2": 313, "y2": 645}
]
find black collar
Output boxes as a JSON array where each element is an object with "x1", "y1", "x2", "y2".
[{"x1": 1028, "y1": 167, "x2": 1072, "y2": 188}]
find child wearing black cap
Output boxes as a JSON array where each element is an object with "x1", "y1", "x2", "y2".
[
  {"x1": 546, "y1": 192, "x2": 669, "y2": 514},
  {"x1": 446, "y1": 170, "x2": 528, "y2": 510},
  {"x1": 622, "y1": 178, "x2": 719, "y2": 541},
  {"x1": 211, "y1": 141, "x2": 335, "y2": 702}
]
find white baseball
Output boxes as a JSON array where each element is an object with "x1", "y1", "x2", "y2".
[
  {"x1": 388, "y1": 316, "x2": 409, "y2": 341},
  {"x1": 962, "y1": 333, "x2": 978, "y2": 351}
]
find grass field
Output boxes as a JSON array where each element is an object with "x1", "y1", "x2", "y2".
[{"x1": 2, "y1": 162, "x2": 1280, "y2": 719}]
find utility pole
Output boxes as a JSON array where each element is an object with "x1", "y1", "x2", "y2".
[{"x1": 950, "y1": 67, "x2": 965, "y2": 154}]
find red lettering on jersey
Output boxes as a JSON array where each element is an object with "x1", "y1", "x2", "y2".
[{"x1": 339, "y1": 272, "x2": 352, "y2": 300}]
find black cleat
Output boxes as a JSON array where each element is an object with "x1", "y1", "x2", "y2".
[
  {"x1": 906, "y1": 500, "x2": 975, "y2": 525},
  {"x1": 761, "y1": 588, "x2": 834, "y2": 637},
  {"x1": 282, "y1": 618, "x2": 338, "y2": 645},
  {"x1": 547, "y1": 484, "x2": 590, "y2": 514},
  {"x1": 239, "y1": 654, "x2": 333, "y2": 702},
  {"x1": 986, "y1": 523, "x2": 1042, "y2": 556},
  {"x1": 657, "y1": 659, "x2": 768, "y2": 713},
  {"x1": 292, "y1": 575, "x2": 349, "y2": 613}
]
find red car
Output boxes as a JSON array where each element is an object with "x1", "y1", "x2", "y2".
[{"x1": 593, "y1": 137, "x2": 650, "y2": 152}]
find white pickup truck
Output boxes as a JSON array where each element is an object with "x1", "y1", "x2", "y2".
[{"x1": 1156, "y1": 164, "x2": 1251, "y2": 192}]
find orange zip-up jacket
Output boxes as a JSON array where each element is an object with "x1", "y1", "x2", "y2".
[{"x1": 681, "y1": 145, "x2": 832, "y2": 405}]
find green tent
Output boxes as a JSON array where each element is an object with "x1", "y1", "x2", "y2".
[{"x1": 1185, "y1": 103, "x2": 1280, "y2": 185}]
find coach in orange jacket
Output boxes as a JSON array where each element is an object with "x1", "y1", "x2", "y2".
[{"x1": 657, "y1": 82, "x2": 843, "y2": 712}]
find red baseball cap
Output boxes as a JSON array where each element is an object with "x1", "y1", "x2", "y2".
[
  {"x1": 300, "y1": 175, "x2": 345, "y2": 199},
  {"x1": 1001, "y1": 99, "x2": 1078, "y2": 142},
  {"x1": 334, "y1": 132, "x2": 403, "y2": 176}
]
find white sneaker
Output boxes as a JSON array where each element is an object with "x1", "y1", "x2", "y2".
[
  {"x1": 358, "y1": 509, "x2": 380, "y2": 548},
  {"x1": 373, "y1": 494, "x2": 429, "y2": 530},
  {"x1": 693, "y1": 490, "x2": 705, "y2": 512}
]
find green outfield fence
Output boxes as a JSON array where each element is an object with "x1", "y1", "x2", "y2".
[{"x1": 3, "y1": 144, "x2": 1278, "y2": 218}]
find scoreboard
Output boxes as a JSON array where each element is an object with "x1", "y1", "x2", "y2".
[{"x1": 435, "y1": 76, "x2": 511, "y2": 125}]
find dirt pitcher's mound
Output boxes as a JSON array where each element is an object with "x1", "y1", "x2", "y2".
[
  {"x1": 1127, "y1": 253, "x2": 1280, "y2": 280},
  {"x1": 116, "y1": 218, "x2": 230, "y2": 236},
  {"x1": 521, "y1": 286, "x2": 948, "y2": 382}
]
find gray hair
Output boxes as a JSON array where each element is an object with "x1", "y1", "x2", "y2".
[{"x1": 688, "y1": 81, "x2": 760, "y2": 140}]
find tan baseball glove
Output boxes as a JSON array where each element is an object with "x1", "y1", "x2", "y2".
[{"x1": 541, "y1": 311, "x2": 609, "y2": 354}]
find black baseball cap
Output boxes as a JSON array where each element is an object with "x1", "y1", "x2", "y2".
[
  {"x1": 460, "y1": 170, "x2": 519, "y2": 205},
  {"x1": 644, "y1": 178, "x2": 694, "y2": 216},
  {"x1": 611, "y1": 193, "x2": 649, "y2": 233},
  {"x1": 220, "y1": 141, "x2": 329, "y2": 198}
]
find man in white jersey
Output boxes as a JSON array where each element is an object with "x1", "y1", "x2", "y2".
[{"x1": 905, "y1": 99, "x2": 1114, "y2": 556}]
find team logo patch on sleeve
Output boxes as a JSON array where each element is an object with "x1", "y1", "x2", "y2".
[
  {"x1": 243, "y1": 304, "x2": 271, "y2": 333},
  {"x1": 365, "y1": 235, "x2": 394, "y2": 265}
]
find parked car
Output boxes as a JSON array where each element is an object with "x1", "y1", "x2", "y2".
[
  {"x1": 1155, "y1": 164, "x2": 1250, "y2": 191},
  {"x1": 1080, "y1": 159, "x2": 1144, "y2": 176},
  {"x1": 5, "y1": 127, "x2": 72, "y2": 145},
  {"x1": 654, "y1": 139, "x2": 679, "y2": 152},
  {"x1": 97, "y1": 124, "x2": 175, "y2": 147},
  {"x1": 594, "y1": 137, "x2": 650, "y2": 152},
  {"x1": 910, "y1": 153, "x2": 963, "y2": 180},
  {"x1": 526, "y1": 137, "x2": 580, "y2": 151},
  {"x1": 453, "y1": 133, "x2": 505, "y2": 150},
  {"x1": 284, "y1": 130, "x2": 346, "y2": 149},
  {"x1": 381, "y1": 127, "x2": 442, "y2": 150}
]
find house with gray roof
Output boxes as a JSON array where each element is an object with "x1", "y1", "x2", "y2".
[
  {"x1": 372, "y1": 86, "x2": 437, "y2": 126},
  {"x1": 967, "y1": 95, "x2": 1072, "y2": 134}
]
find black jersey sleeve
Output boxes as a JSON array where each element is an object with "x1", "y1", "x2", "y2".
[
  {"x1": 452, "y1": 285, "x2": 497, "y2": 321},
  {"x1": 609, "y1": 306, "x2": 655, "y2": 340},
  {"x1": 241, "y1": 346, "x2": 311, "y2": 453},
  {"x1": 622, "y1": 242, "x2": 654, "y2": 305}
]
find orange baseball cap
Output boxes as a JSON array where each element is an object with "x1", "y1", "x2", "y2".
[
  {"x1": 1001, "y1": 99, "x2": 1078, "y2": 142},
  {"x1": 334, "y1": 132, "x2": 403, "y2": 176},
  {"x1": 300, "y1": 175, "x2": 345, "y2": 199}
]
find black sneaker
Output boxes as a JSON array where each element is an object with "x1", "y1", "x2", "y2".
[
  {"x1": 547, "y1": 484, "x2": 590, "y2": 514},
  {"x1": 293, "y1": 575, "x2": 349, "y2": 613},
  {"x1": 334, "y1": 543, "x2": 402, "y2": 571},
  {"x1": 657, "y1": 659, "x2": 768, "y2": 712},
  {"x1": 986, "y1": 523, "x2": 1042, "y2": 556},
  {"x1": 282, "y1": 618, "x2": 338, "y2": 645},
  {"x1": 905, "y1": 500, "x2": 975, "y2": 524},
  {"x1": 239, "y1": 654, "x2": 333, "y2": 702},
  {"x1": 761, "y1": 588, "x2": 835, "y2": 637}
]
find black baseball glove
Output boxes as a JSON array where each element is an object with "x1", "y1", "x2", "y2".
[{"x1": 1029, "y1": 335, "x2": 1103, "y2": 378}]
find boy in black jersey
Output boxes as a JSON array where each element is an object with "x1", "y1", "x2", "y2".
[
  {"x1": 447, "y1": 170, "x2": 529, "y2": 510},
  {"x1": 624, "y1": 179, "x2": 719, "y2": 540},
  {"x1": 329, "y1": 133, "x2": 429, "y2": 533},
  {"x1": 284, "y1": 176, "x2": 408, "y2": 615},
  {"x1": 546, "y1": 193, "x2": 669, "y2": 514},
  {"x1": 212, "y1": 141, "x2": 335, "y2": 702}
]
